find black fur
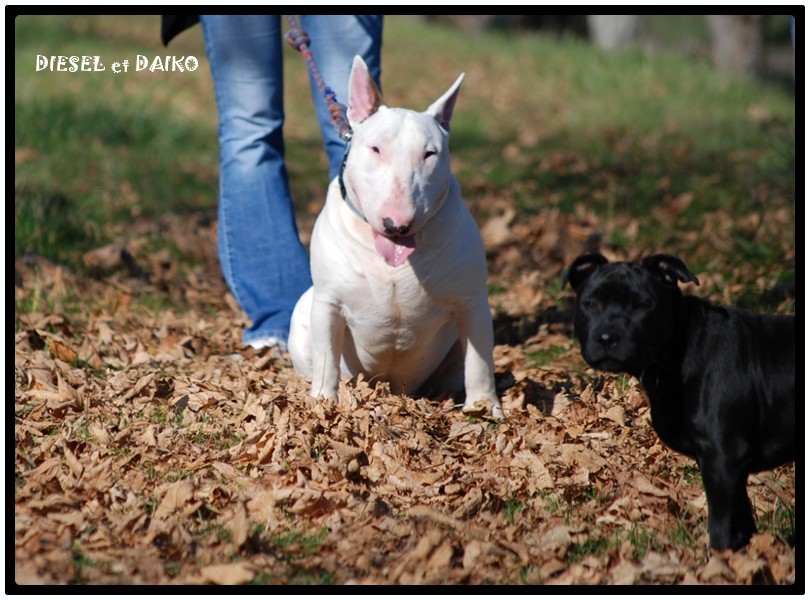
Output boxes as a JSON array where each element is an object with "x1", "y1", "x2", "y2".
[{"x1": 565, "y1": 253, "x2": 795, "y2": 550}]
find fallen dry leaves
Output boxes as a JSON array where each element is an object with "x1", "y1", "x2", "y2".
[{"x1": 14, "y1": 208, "x2": 795, "y2": 587}]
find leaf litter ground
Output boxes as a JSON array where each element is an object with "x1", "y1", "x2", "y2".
[{"x1": 14, "y1": 205, "x2": 795, "y2": 586}]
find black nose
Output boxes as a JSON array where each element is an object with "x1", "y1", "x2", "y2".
[
  {"x1": 383, "y1": 217, "x2": 410, "y2": 236},
  {"x1": 598, "y1": 331, "x2": 620, "y2": 349}
]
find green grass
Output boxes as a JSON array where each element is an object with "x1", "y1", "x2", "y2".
[
  {"x1": 189, "y1": 428, "x2": 243, "y2": 451},
  {"x1": 148, "y1": 406, "x2": 168, "y2": 424},
  {"x1": 567, "y1": 534, "x2": 613, "y2": 563},
  {"x1": 15, "y1": 15, "x2": 794, "y2": 293},
  {"x1": 243, "y1": 525, "x2": 335, "y2": 584},
  {"x1": 627, "y1": 523, "x2": 665, "y2": 559},
  {"x1": 70, "y1": 544, "x2": 95, "y2": 584},
  {"x1": 15, "y1": 16, "x2": 219, "y2": 267},
  {"x1": 667, "y1": 511, "x2": 700, "y2": 549},
  {"x1": 681, "y1": 465, "x2": 703, "y2": 486},
  {"x1": 271, "y1": 527, "x2": 329, "y2": 553},
  {"x1": 760, "y1": 502, "x2": 795, "y2": 545},
  {"x1": 756, "y1": 474, "x2": 796, "y2": 544},
  {"x1": 526, "y1": 344, "x2": 570, "y2": 366},
  {"x1": 503, "y1": 497, "x2": 523, "y2": 525}
]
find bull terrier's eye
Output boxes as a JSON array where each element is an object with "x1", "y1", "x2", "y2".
[
  {"x1": 370, "y1": 146, "x2": 381, "y2": 154},
  {"x1": 424, "y1": 150, "x2": 437, "y2": 159}
]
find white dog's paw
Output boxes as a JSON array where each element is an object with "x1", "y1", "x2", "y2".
[
  {"x1": 462, "y1": 397, "x2": 503, "y2": 419},
  {"x1": 310, "y1": 385, "x2": 338, "y2": 404}
]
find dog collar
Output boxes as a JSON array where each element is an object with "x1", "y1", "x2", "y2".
[
  {"x1": 338, "y1": 139, "x2": 350, "y2": 199},
  {"x1": 337, "y1": 140, "x2": 368, "y2": 223}
]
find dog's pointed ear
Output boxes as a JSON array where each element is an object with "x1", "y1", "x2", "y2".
[
  {"x1": 426, "y1": 73, "x2": 464, "y2": 132},
  {"x1": 347, "y1": 55, "x2": 383, "y2": 127},
  {"x1": 642, "y1": 254, "x2": 699, "y2": 287},
  {"x1": 563, "y1": 253, "x2": 609, "y2": 291}
]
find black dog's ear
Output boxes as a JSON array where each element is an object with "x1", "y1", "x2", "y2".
[
  {"x1": 563, "y1": 253, "x2": 609, "y2": 290},
  {"x1": 642, "y1": 254, "x2": 699, "y2": 287}
]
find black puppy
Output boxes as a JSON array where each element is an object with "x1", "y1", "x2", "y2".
[{"x1": 564, "y1": 253, "x2": 795, "y2": 550}]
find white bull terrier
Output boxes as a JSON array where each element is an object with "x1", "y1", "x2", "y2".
[{"x1": 288, "y1": 56, "x2": 501, "y2": 418}]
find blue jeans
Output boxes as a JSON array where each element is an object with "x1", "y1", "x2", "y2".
[{"x1": 200, "y1": 15, "x2": 383, "y2": 348}]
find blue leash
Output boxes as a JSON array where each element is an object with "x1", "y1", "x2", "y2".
[
  {"x1": 285, "y1": 16, "x2": 353, "y2": 143},
  {"x1": 285, "y1": 16, "x2": 363, "y2": 220}
]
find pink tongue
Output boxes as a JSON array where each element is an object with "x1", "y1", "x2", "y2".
[{"x1": 373, "y1": 233, "x2": 416, "y2": 267}]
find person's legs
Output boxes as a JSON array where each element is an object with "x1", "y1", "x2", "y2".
[
  {"x1": 200, "y1": 15, "x2": 312, "y2": 349},
  {"x1": 302, "y1": 15, "x2": 384, "y2": 179}
]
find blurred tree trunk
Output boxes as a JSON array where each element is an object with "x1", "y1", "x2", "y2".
[
  {"x1": 706, "y1": 15, "x2": 765, "y2": 77},
  {"x1": 586, "y1": 15, "x2": 643, "y2": 49}
]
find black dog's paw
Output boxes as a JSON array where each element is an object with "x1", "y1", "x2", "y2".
[
  {"x1": 710, "y1": 531, "x2": 752, "y2": 552},
  {"x1": 708, "y1": 516, "x2": 756, "y2": 551}
]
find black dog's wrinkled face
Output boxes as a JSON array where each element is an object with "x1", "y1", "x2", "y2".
[{"x1": 565, "y1": 253, "x2": 698, "y2": 376}]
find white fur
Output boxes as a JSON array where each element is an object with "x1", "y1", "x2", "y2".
[{"x1": 288, "y1": 57, "x2": 501, "y2": 417}]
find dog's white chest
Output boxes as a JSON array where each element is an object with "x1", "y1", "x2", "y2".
[{"x1": 345, "y1": 269, "x2": 452, "y2": 345}]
